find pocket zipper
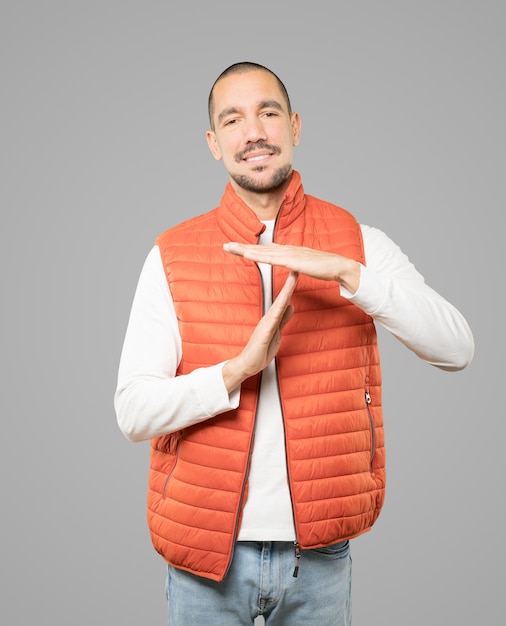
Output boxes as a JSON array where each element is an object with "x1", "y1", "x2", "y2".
[{"x1": 365, "y1": 391, "x2": 376, "y2": 472}]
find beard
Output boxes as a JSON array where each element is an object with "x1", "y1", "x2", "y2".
[{"x1": 230, "y1": 163, "x2": 293, "y2": 194}]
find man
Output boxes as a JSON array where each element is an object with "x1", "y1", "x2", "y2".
[{"x1": 115, "y1": 62, "x2": 474, "y2": 625}]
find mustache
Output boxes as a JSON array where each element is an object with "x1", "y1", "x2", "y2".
[{"x1": 235, "y1": 142, "x2": 281, "y2": 162}]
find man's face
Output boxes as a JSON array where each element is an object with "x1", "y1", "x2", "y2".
[{"x1": 206, "y1": 70, "x2": 301, "y2": 194}]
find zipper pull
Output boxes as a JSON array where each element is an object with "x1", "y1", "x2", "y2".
[
  {"x1": 293, "y1": 541, "x2": 301, "y2": 577},
  {"x1": 365, "y1": 391, "x2": 371, "y2": 404}
]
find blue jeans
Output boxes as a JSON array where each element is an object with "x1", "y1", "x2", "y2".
[{"x1": 166, "y1": 540, "x2": 352, "y2": 625}]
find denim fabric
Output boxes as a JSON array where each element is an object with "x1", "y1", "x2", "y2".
[{"x1": 166, "y1": 540, "x2": 352, "y2": 625}]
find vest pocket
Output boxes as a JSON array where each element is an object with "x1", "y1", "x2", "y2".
[
  {"x1": 162, "y1": 440, "x2": 182, "y2": 498},
  {"x1": 365, "y1": 391, "x2": 376, "y2": 472}
]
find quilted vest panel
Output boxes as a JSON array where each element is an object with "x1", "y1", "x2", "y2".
[{"x1": 149, "y1": 172, "x2": 385, "y2": 581}]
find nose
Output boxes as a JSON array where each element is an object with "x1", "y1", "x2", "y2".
[{"x1": 243, "y1": 115, "x2": 267, "y2": 143}]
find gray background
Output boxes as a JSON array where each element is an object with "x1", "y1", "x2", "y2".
[{"x1": 1, "y1": 1, "x2": 503, "y2": 624}]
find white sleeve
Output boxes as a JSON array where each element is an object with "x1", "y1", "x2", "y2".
[
  {"x1": 114, "y1": 246, "x2": 240, "y2": 442},
  {"x1": 340, "y1": 225, "x2": 475, "y2": 371}
]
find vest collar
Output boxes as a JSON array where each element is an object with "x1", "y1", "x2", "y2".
[{"x1": 216, "y1": 170, "x2": 305, "y2": 243}]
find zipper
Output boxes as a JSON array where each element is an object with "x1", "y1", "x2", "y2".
[
  {"x1": 270, "y1": 276, "x2": 300, "y2": 577},
  {"x1": 223, "y1": 260, "x2": 264, "y2": 579},
  {"x1": 272, "y1": 210, "x2": 301, "y2": 577},
  {"x1": 223, "y1": 416, "x2": 259, "y2": 578},
  {"x1": 162, "y1": 438, "x2": 182, "y2": 497},
  {"x1": 365, "y1": 390, "x2": 376, "y2": 472},
  {"x1": 293, "y1": 541, "x2": 301, "y2": 577},
  {"x1": 277, "y1": 365, "x2": 301, "y2": 578}
]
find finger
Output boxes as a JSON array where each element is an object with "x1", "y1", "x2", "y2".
[
  {"x1": 279, "y1": 304, "x2": 295, "y2": 331},
  {"x1": 224, "y1": 242, "x2": 284, "y2": 263},
  {"x1": 279, "y1": 270, "x2": 299, "y2": 298},
  {"x1": 266, "y1": 271, "x2": 298, "y2": 322},
  {"x1": 223, "y1": 242, "x2": 246, "y2": 257}
]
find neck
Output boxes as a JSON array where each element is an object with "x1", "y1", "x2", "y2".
[{"x1": 229, "y1": 174, "x2": 292, "y2": 220}]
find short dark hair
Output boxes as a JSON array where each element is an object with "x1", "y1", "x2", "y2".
[{"x1": 208, "y1": 62, "x2": 292, "y2": 130}]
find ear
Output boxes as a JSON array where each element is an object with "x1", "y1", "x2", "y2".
[
  {"x1": 206, "y1": 130, "x2": 222, "y2": 161},
  {"x1": 291, "y1": 112, "x2": 302, "y2": 147}
]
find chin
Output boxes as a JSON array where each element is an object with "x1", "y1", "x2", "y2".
[{"x1": 232, "y1": 165, "x2": 292, "y2": 193}]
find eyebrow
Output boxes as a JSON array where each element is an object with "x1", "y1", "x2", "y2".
[{"x1": 217, "y1": 100, "x2": 285, "y2": 125}]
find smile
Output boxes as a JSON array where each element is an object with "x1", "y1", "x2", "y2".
[
  {"x1": 244, "y1": 153, "x2": 272, "y2": 163},
  {"x1": 236, "y1": 142, "x2": 281, "y2": 163}
]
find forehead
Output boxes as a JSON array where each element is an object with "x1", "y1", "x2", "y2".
[{"x1": 212, "y1": 70, "x2": 287, "y2": 114}]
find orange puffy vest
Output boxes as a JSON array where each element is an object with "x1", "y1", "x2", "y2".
[{"x1": 149, "y1": 172, "x2": 385, "y2": 582}]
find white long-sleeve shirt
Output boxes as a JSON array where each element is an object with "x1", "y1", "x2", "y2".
[{"x1": 114, "y1": 223, "x2": 474, "y2": 540}]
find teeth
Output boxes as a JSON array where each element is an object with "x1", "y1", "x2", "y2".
[{"x1": 246, "y1": 154, "x2": 269, "y2": 162}]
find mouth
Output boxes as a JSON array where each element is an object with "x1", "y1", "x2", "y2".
[
  {"x1": 236, "y1": 143, "x2": 281, "y2": 164},
  {"x1": 243, "y1": 152, "x2": 273, "y2": 163}
]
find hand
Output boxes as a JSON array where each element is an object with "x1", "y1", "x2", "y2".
[
  {"x1": 223, "y1": 241, "x2": 360, "y2": 293},
  {"x1": 222, "y1": 271, "x2": 298, "y2": 392}
]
